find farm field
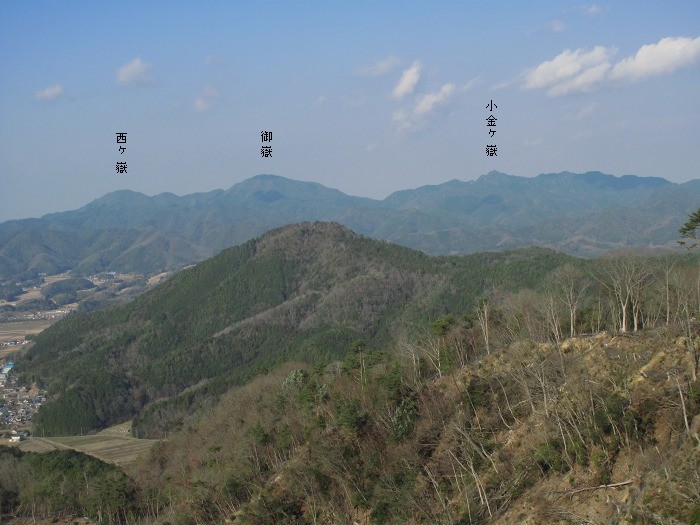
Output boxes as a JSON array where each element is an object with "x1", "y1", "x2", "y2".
[
  {"x1": 0, "y1": 319, "x2": 53, "y2": 337},
  {"x1": 2, "y1": 273, "x2": 71, "y2": 306},
  {"x1": 16, "y1": 422, "x2": 159, "y2": 467},
  {"x1": 0, "y1": 319, "x2": 54, "y2": 341},
  {"x1": 0, "y1": 319, "x2": 58, "y2": 358}
]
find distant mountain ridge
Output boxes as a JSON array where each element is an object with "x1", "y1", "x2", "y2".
[{"x1": 0, "y1": 171, "x2": 696, "y2": 281}]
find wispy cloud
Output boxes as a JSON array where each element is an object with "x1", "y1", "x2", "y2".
[
  {"x1": 116, "y1": 58, "x2": 154, "y2": 86},
  {"x1": 523, "y1": 46, "x2": 613, "y2": 95},
  {"x1": 35, "y1": 84, "x2": 64, "y2": 101},
  {"x1": 392, "y1": 110, "x2": 412, "y2": 133},
  {"x1": 522, "y1": 36, "x2": 700, "y2": 96},
  {"x1": 392, "y1": 61, "x2": 422, "y2": 100},
  {"x1": 357, "y1": 54, "x2": 400, "y2": 76},
  {"x1": 524, "y1": 137, "x2": 544, "y2": 146},
  {"x1": 204, "y1": 55, "x2": 223, "y2": 67},
  {"x1": 549, "y1": 61, "x2": 611, "y2": 96},
  {"x1": 610, "y1": 36, "x2": 700, "y2": 82},
  {"x1": 414, "y1": 83, "x2": 455, "y2": 116},
  {"x1": 462, "y1": 76, "x2": 483, "y2": 91},
  {"x1": 393, "y1": 82, "x2": 455, "y2": 133},
  {"x1": 584, "y1": 4, "x2": 602, "y2": 16},
  {"x1": 492, "y1": 79, "x2": 516, "y2": 90},
  {"x1": 550, "y1": 20, "x2": 566, "y2": 33},
  {"x1": 193, "y1": 86, "x2": 219, "y2": 112},
  {"x1": 568, "y1": 101, "x2": 598, "y2": 120},
  {"x1": 340, "y1": 94, "x2": 366, "y2": 108}
]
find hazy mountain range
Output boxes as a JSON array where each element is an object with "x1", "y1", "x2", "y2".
[{"x1": 1, "y1": 170, "x2": 697, "y2": 281}]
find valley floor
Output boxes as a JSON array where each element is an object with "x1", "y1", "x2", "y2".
[{"x1": 10, "y1": 421, "x2": 159, "y2": 468}]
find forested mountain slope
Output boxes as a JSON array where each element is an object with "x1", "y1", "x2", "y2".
[
  {"x1": 16, "y1": 222, "x2": 573, "y2": 436},
  {"x1": 6, "y1": 326, "x2": 699, "y2": 524},
  {"x1": 131, "y1": 330, "x2": 700, "y2": 525},
  {"x1": 1, "y1": 171, "x2": 696, "y2": 282}
]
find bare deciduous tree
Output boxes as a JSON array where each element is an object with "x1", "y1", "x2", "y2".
[
  {"x1": 547, "y1": 264, "x2": 589, "y2": 338},
  {"x1": 597, "y1": 255, "x2": 654, "y2": 333},
  {"x1": 476, "y1": 296, "x2": 493, "y2": 355}
]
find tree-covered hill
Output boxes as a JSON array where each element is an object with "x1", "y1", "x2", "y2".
[
  {"x1": 130, "y1": 330, "x2": 700, "y2": 525},
  {"x1": 1, "y1": 171, "x2": 697, "y2": 283},
  {"x1": 4, "y1": 221, "x2": 700, "y2": 524},
  {"x1": 15, "y1": 222, "x2": 574, "y2": 436},
  {"x1": 121, "y1": 245, "x2": 697, "y2": 524}
]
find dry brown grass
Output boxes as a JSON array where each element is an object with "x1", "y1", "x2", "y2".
[
  {"x1": 15, "y1": 422, "x2": 159, "y2": 467},
  {"x1": 0, "y1": 319, "x2": 54, "y2": 341}
]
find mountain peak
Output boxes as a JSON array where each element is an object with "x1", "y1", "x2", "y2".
[
  {"x1": 84, "y1": 189, "x2": 149, "y2": 208},
  {"x1": 255, "y1": 221, "x2": 360, "y2": 255},
  {"x1": 248, "y1": 173, "x2": 288, "y2": 182},
  {"x1": 575, "y1": 171, "x2": 671, "y2": 190},
  {"x1": 478, "y1": 170, "x2": 516, "y2": 181}
]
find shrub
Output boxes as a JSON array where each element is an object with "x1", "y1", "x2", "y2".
[
  {"x1": 336, "y1": 397, "x2": 367, "y2": 433},
  {"x1": 388, "y1": 397, "x2": 418, "y2": 442},
  {"x1": 533, "y1": 441, "x2": 567, "y2": 474}
]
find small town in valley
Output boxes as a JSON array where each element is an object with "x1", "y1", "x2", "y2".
[{"x1": 0, "y1": 361, "x2": 46, "y2": 441}]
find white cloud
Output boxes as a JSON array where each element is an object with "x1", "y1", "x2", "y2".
[
  {"x1": 461, "y1": 76, "x2": 483, "y2": 91},
  {"x1": 550, "y1": 20, "x2": 566, "y2": 33},
  {"x1": 492, "y1": 79, "x2": 515, "y2": 90},
  {"x1": 584, "y1": 4, "x2": 602, "y2": 16},
  {"x1": 568, "y1": 101, "x2": 598, "y2": 120},
  {"x1": 393, "y1": 82, "x2": 455, "y2": 133},
  {"x1": 548, "y1": 61, "x2": 611, "y2": 95},
  {"x1": 116, "y1": 58, "x2": 154, "y2": 86},
  {"x1": 193, "y1": 86, "x2": 219, "y2": 112},
  {"x1": 523, "y1": 46, "x2": 613, "y2": 93},
  {"x1": 524, "y1": 36, "x2": 700, "y2": 96},
  {"x1": 610, "y1": 36, "x2": 700, "y2": 82},
  {"x1": 392, "y1": 61, "x2": 421, "y2": 100},
  {"x1": 414, "y1": 83, "x2": 455, "y2": 116},
  {"x1": 193, "y1": 98, "x2": 209, "y2": 112},
  {"x1": 392, "y1": 109, "x2": 412, "y2": 133},
  {"x1": 35, "y1": 84, "x2": 64, "y2": 101},
  {"x1": 357, "y1": 55, "x2": 400, "y2": 76}
]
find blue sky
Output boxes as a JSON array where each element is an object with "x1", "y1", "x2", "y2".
[{"x1": 1, "y1": 1, "x2": 699, "y2": 221}]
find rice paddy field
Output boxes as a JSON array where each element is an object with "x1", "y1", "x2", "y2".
[{"x1": 15, "y1": 421, "x2": 159, "y2": 467}]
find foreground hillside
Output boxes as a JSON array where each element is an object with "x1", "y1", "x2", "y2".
[
  {"x1": 128, "y1": 328, "x2": 699, "y2": 524},
  {"x1": 1, "y1": 171, "x2": 697, "y2": 282},
  {"x1": 16, "y1": 223, "x2": 572, "y2": 437},
  {"x1": 4, "y1": 323, "x2": 698, "y2": 523},
  {"x1": 3, "y1": 221, "x2": 699, "y2": 523}
]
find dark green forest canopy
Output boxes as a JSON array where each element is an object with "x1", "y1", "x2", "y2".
[
  {"x1": 17, "y1": 222, "x2": 575, "y2": 436},
  {"x1": 0, "y1": 447, "x2": 136, "y2": 520},
  {"x1": 41, "y1": 276, "x2": 95, "y2": 298}
]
